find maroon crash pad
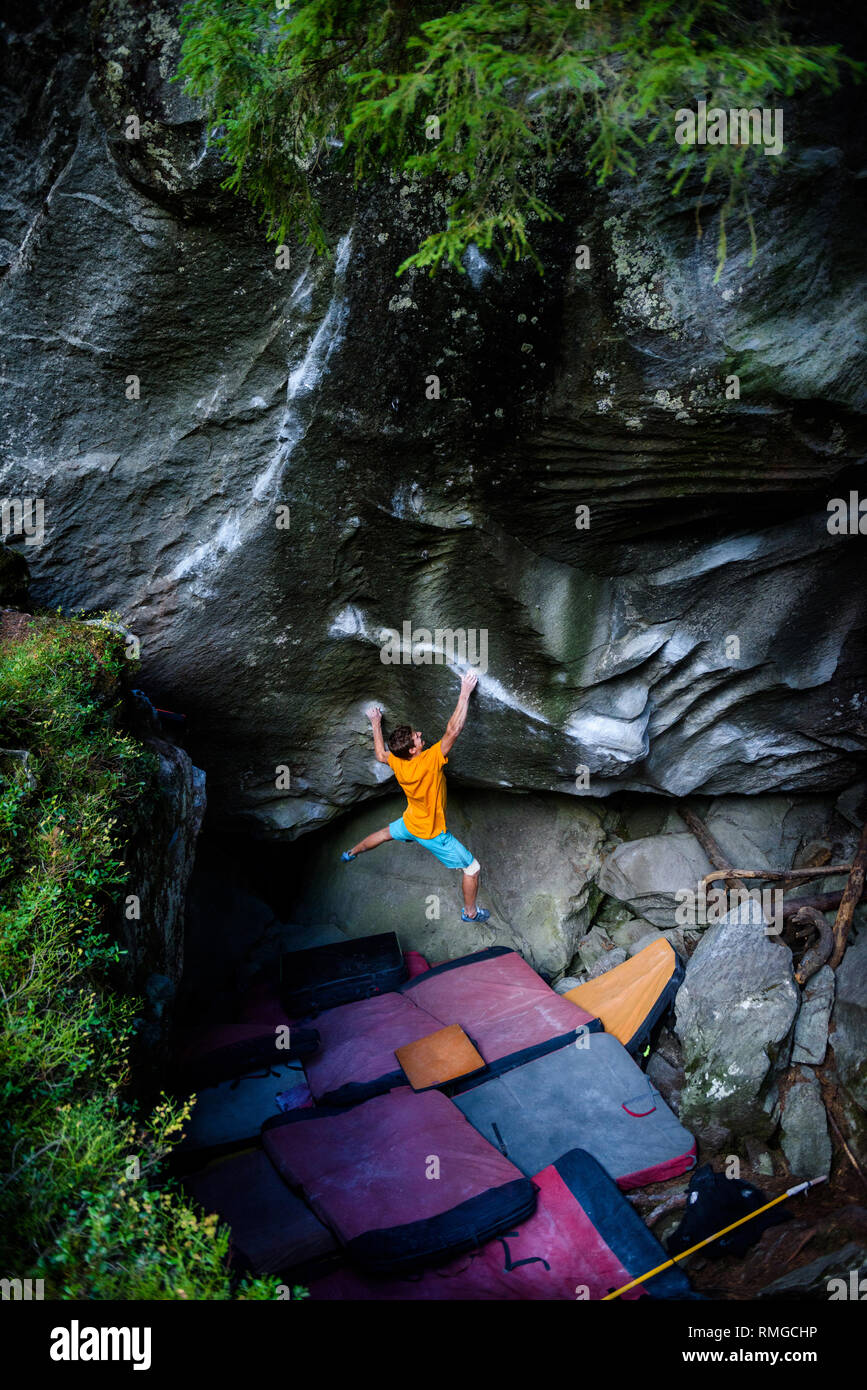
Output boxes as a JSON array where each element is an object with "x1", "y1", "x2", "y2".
[
  {"x1": 261, "y1": 1087, "x2": 536, "y2": 1274},
  {"x1": 304, "y1": 992, "x2": 442, "y2": 1105},
  {"x1": 400, "y1": 948, "x2": 597, "y2": 1072}
]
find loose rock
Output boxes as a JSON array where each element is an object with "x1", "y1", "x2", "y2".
[
  {"x1": 675, "y1": 899, "x2": 799, "y2": 1143},
  {"x1": 779, "y1": 1068, "x2": 832, "y2": 1179},
  {"x1": 792, "y1": 965, "x2": 835, "y2": 1067}
]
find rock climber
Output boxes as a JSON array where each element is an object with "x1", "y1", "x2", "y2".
[{"x1": 342, "y1": 671, "x2": 490, "y2": 923}]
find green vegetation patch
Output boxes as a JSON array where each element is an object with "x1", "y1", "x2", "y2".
[{"x1": 0, "y1": 614, "x2": 276, "y2": 1298}]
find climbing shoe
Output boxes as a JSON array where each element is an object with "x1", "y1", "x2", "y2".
[
  {"x1": 461, "y1": 907, "x2": 490, "y2": 923},
  {"x1": 341, "y1": 851, "x2": 357, "y2": 863}
]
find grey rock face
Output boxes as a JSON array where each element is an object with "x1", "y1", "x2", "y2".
[
  {"x1": 1, "y1": 3, "x2": 866, "y2": 838},
  {"x1": 792, "y1": 965, "x2": 835, "y2": 1067},
  {"x1": 646, "y1": 1051, "x2": 683, "y2": 1113},
  {"x1": 744, "y1": 1138, "x2": 775, "y2": 1178},
  {"x1": 0, "y1": 542, "x2": 29, "y2": 606},
  {"x1": 575, "y1": 924, "x2": 620, "y2": 974},
  {"x1": 675, "y1": 899, "x2": 799, "y2": 1141},
  {"x1": 554, "y1": 976, "x2": 585, "y2": 995},
  {"x1": 829, "y1": 928, "x2": 867, "y2": 1111},
  {"x1": 585, "y1": 947, "x2": 628, "y2": 980},
  {"x1": 285, "y1": 788, "x2": 606, "y2": 977},
  {"x1": 123, "y1": 735, "x2": 206, "y2": 992},
  {"x1": 780, "y1": 1068, "x2": 832, "y2": 1179}
]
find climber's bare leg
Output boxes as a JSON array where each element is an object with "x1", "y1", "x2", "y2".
[
  {"x1": 349, "y1": 826, "x2": 393, "y2": 856},
  {"x1": 462, "y1": 868, "x2": 480, "y2": 916}
]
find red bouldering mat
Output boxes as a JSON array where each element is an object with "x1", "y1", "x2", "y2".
[
  {"x1": 177, "y1": 1022, "x2": 318, "y2": 1090},
  {"x1": 307, "y1": 1148, "x2": 699, "y2": 1300},
  {"x1": 305, "y1": 946, "x2": 600, "y2": 1107}
]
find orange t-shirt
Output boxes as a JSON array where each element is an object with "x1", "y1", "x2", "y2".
[{"x1": 387, "y1": 741, "x2": 448, "y2": 839}]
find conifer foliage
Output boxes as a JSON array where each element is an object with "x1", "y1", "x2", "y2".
[{"x1": 176, "y1": 0, "x2": 859, "y2": 277}]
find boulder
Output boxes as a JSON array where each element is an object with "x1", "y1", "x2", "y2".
[
  {"x1": 575, "y1": 924, "x2": 619, "y2": 974},
  {"x1": 675, "y1": 899, "x2": 799, "y2": 1143},
  {"x1": 779, "y1": 1068, "x2": 832, "y2": 1179},
  {"x1": 646, "y1": 1051, "x2": 683, "y2": 1113},
  {"x1": 792, "y1": 965, "x2": 835, "y2": 1067},
  {"x1": 607, "y1": 917, "x2": 665, "y2": 956},
  {"x1": 662, "y1": 926, "x2": 701, "y2": 959},
  {"x1": 586, "y1": 947, "x2": 628, "y2": 980},
  {"x1": 596, "y1": 833, "x2": 712, "y2": 927},
  {"x1": 286, "y1": 789, "x2": 606, "y2": 977},
  {"x1": 703, "y1": 795, "x2": 835, "y2": 870},
  {"x1": 123, "y1": 737, "x2": 206, "y2": 996},
  {"x1": 553, "y1": 976, "x2": 585, "y2": 995},
  {"x1": 829, "y1": 928, "x2": 867, "y2": 1111},
  {"x1": 757, "y1": 1244, "x2": 867, "y2": 1300},
  {"x1": 836, "y1": 781, "x2": 867, "y2": 831},
  {"x1": 744, "y1": 1138, "x2": 775, "y2": 1178}
]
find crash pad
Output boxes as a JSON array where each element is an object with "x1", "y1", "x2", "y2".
[
  {"x1": 176, "y1": 1062, "x2": 302, "y2": 1157},
  {"x1": 395, "y1": 1024, "x2": 486, "y2": 1091},
  {"x1": 563, "y1": 937, "x2": 683, "y2": 1057},
  {"x1": 183, "y1": 1148, "x2": 337, "y2": 1275},
  {"x1": 176, "y1": 1022, "x2": 318, "y2": 1090},
  {"x1": 308, "y1": 1148, "x2": 700, "y2": 1301},
  {"x1": 304, "y1": 991, "x2": 443, "y2": 1105},
  {"x1": 400, "y1": 947, "x2": 600, "y2": 1089},
  {"x1": 454, "y1": 1031, "x2": 695, "y2": 1189},
  {"x1": 280, "y1": 932, "x2": 406, "y2": 1015},
  {"x1": 304, "y1": 947, "x2": 598, "y2": 1107},
  {"x1": 262, "y1": 1087, "x2": 536, "y2": 1274}
]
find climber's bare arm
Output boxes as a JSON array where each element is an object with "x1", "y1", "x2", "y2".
[
  {"x1": 440, "y1": 671, "x2": 478, "y2": 756},
  {"x1": 366, "y1": 705, "x2": 390, "y2": 763}
]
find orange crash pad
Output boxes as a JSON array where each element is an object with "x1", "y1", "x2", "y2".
[
  {"x1": 563, "y1": 938, "x2": 684, "y2": 1057},
  {"x1": 395, "y1": 1024, "x2": 486, "y2": 1091}
]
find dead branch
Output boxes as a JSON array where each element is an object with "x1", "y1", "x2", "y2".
[
  {"x1": 644, "y1": 1191, "x2": 689, "y2": 1227},
  {"x1": 818, "y1": 1072, "x2": 867, "y2": 1192},
  {"x1": 791, "y1": 906, "x2": 834, "y2": 985},
  {"x1": 780, "y1": 890, "x2": 860, "y2": 921},
  {"x1": 829, "y1": 821, "x2": 867, "y2": 970},
  {"x1": 676, "y1": 803, "x2": 742, "y2": 894},
  {"x1": 697, "y1": 865, "x2": 852, "y2": 898}
]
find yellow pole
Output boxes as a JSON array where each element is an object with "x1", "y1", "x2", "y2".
[{"x1": 602, "y1": 1175, "x2": 827, "y2": 1301}]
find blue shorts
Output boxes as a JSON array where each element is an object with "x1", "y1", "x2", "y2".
[{"x1": 388, "y1": 818, "x2": 475, "y2": 870}]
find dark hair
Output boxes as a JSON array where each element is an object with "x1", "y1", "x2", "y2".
[{"x1": 387, "y1": 725, "x2": 415, "y2": 759}]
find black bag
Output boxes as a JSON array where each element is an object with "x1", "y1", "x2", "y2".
[
  {"x1": 666, "y1": 1163, "x2": 791, "y2": 1260},
  {"x1": 280, "y1": 932, "x2": 406, "y2": 1015}
]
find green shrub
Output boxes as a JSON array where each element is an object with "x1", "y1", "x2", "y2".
[{"x1": 0, "y1": 614, "x2": 278, "y2": 1299}]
